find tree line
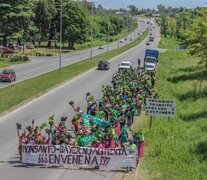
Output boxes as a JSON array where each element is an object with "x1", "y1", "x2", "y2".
[
  {"x1": 0, "y1": 0, "x2": 135, "y2": 49},
  {"x1": 156, "y1": 4, "x2": 207, "y2": 66}
]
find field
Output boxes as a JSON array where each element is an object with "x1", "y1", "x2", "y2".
[{"x1": 140, "y1": 37, "x2": 207, "y2": 179}]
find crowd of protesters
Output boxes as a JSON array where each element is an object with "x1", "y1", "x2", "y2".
[{"x1": 17, "y1": 66, "x2": 157, "y2": 167}]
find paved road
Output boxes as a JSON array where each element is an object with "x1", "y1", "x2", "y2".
[
  {"x1": 0, "y1": 20, "x2": 160, "y2": 180},
  {"x1": 0, "y1": 18, "x2": 149, "y2": 89}
]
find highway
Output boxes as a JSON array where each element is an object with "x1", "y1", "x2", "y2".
[
  {"x1": 0, "y1": 19, "x2": 148, "y2": 89},
  {"x1": 0, "y1": 19, "x2": 160, "y2": 180}
]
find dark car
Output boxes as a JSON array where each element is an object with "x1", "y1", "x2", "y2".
[
  {"x1": 146, "y1": 42, "x2": 150, "y2": 45},
  {"x1": 98, "y1": 60, "x2": 110, "y2": 70},
  {"x1": 0, "y1": 68, "x2": 16, "y2": 82},
  {"x1": 98, "y1": 46, "x2": 104, "y2": 50}
]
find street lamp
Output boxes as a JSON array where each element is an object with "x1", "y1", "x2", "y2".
[
  {"x1": 90, "y1": 3, "x2": 94, "y2": 62},
  {"x1": 125, "y1": 8, "x2": 131, "y2": 45},
  {"x1": 89, "y1": 1, "x2": 98, "y2": 62},
  {"x1": 107, "y1": 10, "x2": 109, "y2": 60},
  {"x1": 59, "y1": 0, "x2": 63, "y2": 74}
]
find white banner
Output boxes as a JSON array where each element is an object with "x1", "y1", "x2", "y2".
[
  {"x1": 22, "y1": 145, "x2": 137, "y2": 167},
  {"x1": 145, "y1": 98, "x2": 176, "y2": 117}
]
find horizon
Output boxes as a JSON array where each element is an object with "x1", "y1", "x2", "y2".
[{"x1": 96, "y1": 0, "x2": 207, "y2": 9}]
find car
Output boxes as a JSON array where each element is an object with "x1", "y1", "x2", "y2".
[
  {"x1": 119, "y1": 39, "x2": 124, "y2": 43},
  {"x1": 98, "y1": 46, "x2": 104, "y2": 50},
  {"x1": 98, "y1": 60, "x2": 110, "y2": 70},
  {"x1": 145, "y1": 63, "x2": 156, "y2": 72},
  {"x1": 146, "y1": 42, "x2": 150, "y2": 45},
  {"x1": 118, "y1": 61, "x2": 132, "y2": 70},
  {"x1": 0, "y1": 68, "x2": 16, "y2": 82}
]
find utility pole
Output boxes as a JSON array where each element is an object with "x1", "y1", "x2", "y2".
[
  {"x1": 90, "y1": 3, "x2": 94, "y2": 62},
  {"x1": 59, "y1": 0, "x2": 63, "y2": 74},
  {"x1": 107, "y1": 10, "x2": 109, "y2": 60}
]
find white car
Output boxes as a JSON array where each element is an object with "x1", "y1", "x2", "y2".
[
  {"x1": 119, "y1": 39, "x2": 124, "y2": 43},
  {"x1": 118, "y1": 61, "x2": 132, "y2": 70},
  {"x1": 145, "y1": 63, "x2": 156, "y2": 72}
]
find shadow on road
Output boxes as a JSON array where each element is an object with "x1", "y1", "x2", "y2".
[{"x1": 0, "y1": 157, "x2": 126, "y2": 176}]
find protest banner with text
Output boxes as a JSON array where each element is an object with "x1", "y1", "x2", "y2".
[{"x1": 22, "y1": 145, "x2": 137, "y2": 167}]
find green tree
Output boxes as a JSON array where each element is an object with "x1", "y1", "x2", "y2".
[
  {"x1": 157, "y1": 4, "x2": 166, "y2": 14},
  {"x1": 95, "y1": 16, "x2": 108, "y2": 35},
  {"x1": 168, "y1": 18, "x2": 177, "y2": 37},
  {"x1": 182, "y1": 8, "x2": 207, "y2": 66},
  {"x1": 63, "y1": 1, "x2": 90, "y2": 48},
  {"x1": 160, "y1": 14, "x2": 169, "y2": 37},
  {"x1": 128, "y1": 5, "x2": 138, "y2": 16},
  {"x1": 0, "y1": 0, "x2": 35, "y2": 46},
  {"x1": 179, "y1": 11, "x2": 191, "y2": 30},
  {"x1": 34, "y1": 0, "x2": 57, "y2": 46},
  {"x1": 109, "y1": 15, "x2": 125, "y2": 35}
]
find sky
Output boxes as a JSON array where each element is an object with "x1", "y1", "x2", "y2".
[{"x1": 96, "y1": 0, "x2": 207, "y2": 9}]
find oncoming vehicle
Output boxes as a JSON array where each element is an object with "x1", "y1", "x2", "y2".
[
  {"x1": 98, "y1": 60, "x2": 110, "y2": 70},
  {"x1": 0, "y1": 68, "x2": 16, "y2": 82},
  {"x1": 145, "y1": 63, "x2": 156, "y2": 72},
  {"x1": 118, "y1": 61, "x2": 132, "y2": 70}
]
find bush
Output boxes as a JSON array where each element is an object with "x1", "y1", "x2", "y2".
[{"x1": 10, "y1": 55, "x2": 30, "y2": 62}]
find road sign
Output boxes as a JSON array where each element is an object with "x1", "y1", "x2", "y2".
[{"x1": 145, "y1": 98, "x2": 176, "y2": 117}]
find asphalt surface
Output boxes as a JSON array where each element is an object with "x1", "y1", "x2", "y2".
[
  {"x1": 0, "y1": 19, "x2": 160, "y2": 180},
  {"x1": 0, "y1": 18, "x2": 148, "y2": 89}
]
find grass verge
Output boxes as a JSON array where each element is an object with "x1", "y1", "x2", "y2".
[
  {"x1": 0, "y1": 57, "x2": 30, "y2": 68},
  {"x1": 158, "y1": 35, "x2": 180, "y2": 49},
  {"x1": 141, "y1": 47, "x2": 207, "y2": 179},
  {"x1": 0, "y1": 29, "x2": 148, "y2": 114}
]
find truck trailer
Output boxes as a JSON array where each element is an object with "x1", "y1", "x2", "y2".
[{"x1": 144, "y1": 48, "x2": 159, "y2": 66}]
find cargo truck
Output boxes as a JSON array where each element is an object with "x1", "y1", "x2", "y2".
[{"x1": 144, "y1": 48, "x2": 159, "y2": 66}]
